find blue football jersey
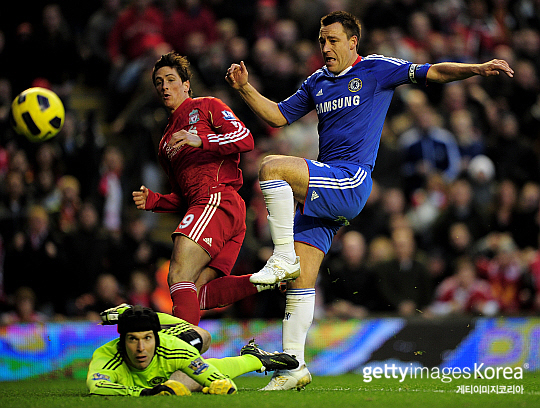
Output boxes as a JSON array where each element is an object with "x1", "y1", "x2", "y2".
[{"x1": 278, "y1": 54, "x2": 431, "y2": 168}]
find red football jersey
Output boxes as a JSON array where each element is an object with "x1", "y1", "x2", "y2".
[{"x1": 148, "y1": 97, "x2": 254, "y2": 211}]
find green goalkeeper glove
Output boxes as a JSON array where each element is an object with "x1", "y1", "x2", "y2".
[
  {"x1": 140, "y1": 380, "x2": 191, "y2": 396},
  {"x1": 202, "y1": 378, "x2": 237, "y2": 395}
]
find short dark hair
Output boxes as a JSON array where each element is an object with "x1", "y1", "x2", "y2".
[
  {"x1": 152, "y1": 52, "x2": 193, "y2": 96},
  {"x1": 320, "y1": 11, "x2": 362, "y2": 51}
]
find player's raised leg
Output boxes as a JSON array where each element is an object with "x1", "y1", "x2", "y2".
[
  {"x1": 196, "y1": 236, "x2": 277, "y2": 310},
  {"x1": 249, "y1": 155, "x2": 308, "y2": 285},
  {"x1": 198, "y1": 273, "x2": 280, "y2": 309}
]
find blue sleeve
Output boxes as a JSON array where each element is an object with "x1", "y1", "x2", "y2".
[
  {"x1": 408, "y1": 63, "x2": 431, "y2": 86},
  {"x1": 369, "y1": 57, "x2": 431, "y2": 89},
  {"x1": 278, "y1": 78, "x2": 315, "y2": 125}
]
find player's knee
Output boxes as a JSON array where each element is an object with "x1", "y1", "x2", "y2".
[
  {"x1": 167, "y1": 266, "x2": 184, "y2": 285},
  {"x1": 168, "y1": 259, "x2": 198, "y2": 284},
  {"x1": 259, "y1": 155, "x2": 282, "y2": 180}
]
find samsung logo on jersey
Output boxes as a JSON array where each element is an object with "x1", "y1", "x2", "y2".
[{"x1": 315, "y1": 95, "x2": 360, "y2": 114}]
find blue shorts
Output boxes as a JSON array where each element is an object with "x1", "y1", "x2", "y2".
[{"x1": 294, "y1": 159, "x2": 372, "y2": 254}]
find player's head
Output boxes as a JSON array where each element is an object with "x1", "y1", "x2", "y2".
[
  {"x1": 319, "y1": 11, "x2": 361, "y2": 74},
  {"x1": 152, "y1": 52, "x2": 193, "y2": 110},
  {"x1": 117, "y1": 306, "x2": 161, "y2": 370},
  {"x1": 320, "y1": 11, "x2": 361, "y2": 47}
]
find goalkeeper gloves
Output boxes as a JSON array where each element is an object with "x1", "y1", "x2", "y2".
[
  {"x1": 99, "y1": 303, "x2": 132, "y2": 325},
  {"x1": 202, "y1": 378, "x2": 237, "y2": 395},
  {"x1": 140, "y1": 380, "x2": 191, "y2": 396}
]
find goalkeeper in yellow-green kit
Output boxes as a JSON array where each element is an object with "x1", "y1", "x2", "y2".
[{"x1": 87, "y1": 305, "x2": 298, "y2": 396}]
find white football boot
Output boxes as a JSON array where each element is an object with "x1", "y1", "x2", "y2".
[
  {"x1": 249, "y1": 255, "x2": 301, "y2": 285},
  {"x1": 260, "y1": 365, "x2": 312, "y2": 391}
]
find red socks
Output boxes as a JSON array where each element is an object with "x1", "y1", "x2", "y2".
[
  {"x1": 170, "y1": 276, "x2": 258, "y2": 324},
  {"x1": 199, "y1": 275, "x2": 258, "y2": 310},
  {"x1": 170, "y1": 282, "x2": 200, "y2": 325}
]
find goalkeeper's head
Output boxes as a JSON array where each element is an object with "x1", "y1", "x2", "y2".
[{"x1": 117, "y1": 306, "x2": 161, "y2": 369}]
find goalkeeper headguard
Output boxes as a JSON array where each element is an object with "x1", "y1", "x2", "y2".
[{"x1": 117, "y1": 305, "x2": 161, "y2": 354}]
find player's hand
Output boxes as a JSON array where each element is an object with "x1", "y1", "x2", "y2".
[
  {"x1": 132, "y1": 185, "x2": 149, "y2": 210},
  {"x1": 476, "y1": 59, "x2": 514, "y2": 78},
  {"x1": 202, "y1": 378, "x2": 237, "y2": 395},
  {"x1": 140, "y1": 380, "x2": 192, "y2": 396},
  {"x1": 160, "y1": 380, "x2": 192, "y2": 396},
  {"x1": 168, "y1": 129, "x2": 202, "y2": 149},
  {"x1": 225, "y1": 61, "x2": 249, "y2": 89}
]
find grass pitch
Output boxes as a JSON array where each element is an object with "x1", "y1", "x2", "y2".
[{"x1": 0, "y1": 373, "x2": 538, "y2": 408}]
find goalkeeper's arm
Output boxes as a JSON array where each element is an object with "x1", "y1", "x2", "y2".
[
  {"x1": 176, "y1": 354, "x2": 237, "y2": 395},
  {"x1": 87, "y1": 355, "x2": 144, "y2": 396},
  {"x1": 87, "y1": 348, "x2": 140, "y2": 396},
  {"x1": 88, "y1": 379, "x2": 190, "y2": 397},
  {"x1": 88, "y1": 379, "x2": 145, "y2": 396}
]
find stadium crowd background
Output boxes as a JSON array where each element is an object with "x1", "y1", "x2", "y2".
[{"x1": 0, "y1": 0, "x2": 539, "y2": 323}]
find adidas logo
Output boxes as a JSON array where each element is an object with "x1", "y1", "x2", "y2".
[
  {"x1": 316, "y1": 89, "x2": 323, "y2": 96},
  {"x1": 311, "y1": 190, "x2": 319, "y2": 201},
  {"x1": 203, "y1": 237, "x2": 212, "y2": 246}
]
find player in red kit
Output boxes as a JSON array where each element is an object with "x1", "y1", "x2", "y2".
[{"x1": 133, "y1": 52, "x2": 269, "y2": 325}]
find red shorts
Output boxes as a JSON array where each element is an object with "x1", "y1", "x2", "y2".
[{"x1": 172, "y1": 185, "x2": 246, "y2": 275}]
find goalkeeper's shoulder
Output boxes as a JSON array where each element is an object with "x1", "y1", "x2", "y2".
[{"x1": 156, "y1": 331, "x2": 200, "y2": 356}]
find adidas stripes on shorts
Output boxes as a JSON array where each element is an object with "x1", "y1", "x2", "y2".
[
  {"x1": 172, "y1": 185, "x2": 246, "y2": 276},
  {"x1": 294, "y1": 159, "x2": 372, "y2": 254}
]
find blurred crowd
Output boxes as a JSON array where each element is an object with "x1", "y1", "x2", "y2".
[{"x1": 0, "y1": 0, "x2": 539, "y2": 323}]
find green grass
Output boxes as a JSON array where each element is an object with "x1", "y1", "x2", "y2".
[{"x1": 0, "y1": 372, "x2": 538, "y2": 408}]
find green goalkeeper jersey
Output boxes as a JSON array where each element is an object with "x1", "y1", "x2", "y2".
[{"x1": 87, "y1": 331, "x2": 229, "y2": 396}]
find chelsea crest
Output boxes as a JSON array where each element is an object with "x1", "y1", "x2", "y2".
[{"x1": 348, "y1": 78, "x2": 362, "y2": 92}]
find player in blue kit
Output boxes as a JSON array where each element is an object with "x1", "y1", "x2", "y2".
[{"x1": 226, "y1": 10, "x2": 514, "y2": 390}]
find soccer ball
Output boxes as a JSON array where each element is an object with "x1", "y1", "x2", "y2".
[{"x1": 10, "y1": 87, "x2": 65, "y2": 142}]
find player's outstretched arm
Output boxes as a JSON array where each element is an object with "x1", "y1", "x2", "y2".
[
  {"x1": 132, "y1": 185, "x2": 183, "y2": 212},
  {"x1": 225, "y1": 61, "x2": 287, "y2": 128},
  {"x1": 427, "y1": 59, "x2": 514, "y2": 83}
]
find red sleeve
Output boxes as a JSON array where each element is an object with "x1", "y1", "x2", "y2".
[
  {"x1": 199, "y1": 99, "x2": 254, "y2": 155},
  {"x1": 145, "y1": 188, "x2": 183, "y2": 213}
]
